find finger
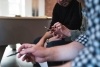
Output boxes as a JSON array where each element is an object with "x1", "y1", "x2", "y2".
[
  {"x1": 54, "y1": 22, "x2": 62, "y2": 28},
  {"x1": 57, "y1": 25, "x2": 62, "y2": 30},
  {"x1": 52, "y1": 22, "x2": 60, "y2": 29},
  {"x1": 26, "y1": 55, "x2": 32, "y2": 62},
  {"x1": 51, "y1": 32, "x2": 55, "y2": 36},
  {"x1": 26, "y1": 58, "x2": 30, "y2": 62},
  {"x1": 18, "y1": 53, "x2": 23, "y2": 58},
  {"x1": 18, "y1": 43, "x2": 34, "y2": 52},
  {"x1": 22, "y1": 55, "x2": 26, "y2": 61},
  {"x1": 55, "y1": 34, "x2": 60, "y2": 38},
  {"x1": 55, "y1": 23, "x2": 61, "y2": 27},
  {"x1": 30, "y1": 54, "x2": 36, "y2": 63},
  {"x1": 27, "y1": 53, "x2": 36, "y2": 62},
  {"x1": 52, "y1": 23, "x2": 62, "y2": 32},
  {"x1": 51, "y1": 26, "x2": 56, "y2": 32},
  {"x1": 22, "y1": 54, "x2": 31, "y2": 62},
  {"x1": 56, "y1": 25, "x2": 63, "y2": 31},
  {"x1": 20, "y1": 47, "x2": 35, "y2": 55},
  {"x1": 18, "y1": 44, "x2": 26, "y2": 52},
  {"x1": 58, "y1": 34, "x2": 64, "y2": 39},
  {"x1": 52, "y1": 32, "x2": 57, "y2": 36}
]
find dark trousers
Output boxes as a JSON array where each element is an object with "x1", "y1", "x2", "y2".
[{"x1": 33, "y1": 36, "x2": 72, "y2": 66}]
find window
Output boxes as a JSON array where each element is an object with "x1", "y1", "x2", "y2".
[
  {"x1": 0, "y1": 0, "x2": 45, "y2": 17},
  {"x1": 8, "y1": 0, "x2": 21, "y2": 16}
]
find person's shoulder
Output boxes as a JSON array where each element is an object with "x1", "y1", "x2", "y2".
[
  {"x1": 55, "y1": 3, "x2": 61, "y2": 7},
  {"x1": 54, "y1": 3, "x2": 63, "y2": 9}
]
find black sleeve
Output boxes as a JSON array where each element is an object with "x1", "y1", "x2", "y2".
[
  {"x1": 49, "y1": 3, "x2": 60, "y2": 29},
  {"x1": 67, "y1": 3, "x2": 82, "y2": 30}
]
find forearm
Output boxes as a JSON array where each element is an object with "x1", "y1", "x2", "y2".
[
  {"x1": 45, "y1": 41, "x2": 84, "y2": 61},
  {"x1": 37, "y1": 37, "x2": 47, "y2": 46},
  {"x1": 37, "y1": 31, "x2": 52, "y2": 46}
]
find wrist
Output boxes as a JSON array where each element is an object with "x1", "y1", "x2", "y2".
[
  {"x1": 67, "y1": 30, "x2": 71, "y2": 37},
  {"x1": 64, "y1": 30, "x2": 71, "y2": 37},
  {"x1": 44, "y1": 48, "x2": 53, "y2": 61}
]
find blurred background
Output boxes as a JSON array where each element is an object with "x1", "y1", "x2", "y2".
[{"x1": 0, "y1": 0, "x2": 56, "y2": 17}]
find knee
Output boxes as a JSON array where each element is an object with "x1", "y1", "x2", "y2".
[{"x1": 33, "y1": 36, "x2": 42, "y2": 44}]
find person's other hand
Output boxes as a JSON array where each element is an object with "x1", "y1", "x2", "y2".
[
  {"x1": 44, "y1": 31, "x2": 53, "y2": 39},
  {"x1": 52, "y1": 22, "x2": 71, "y2": 37},
  {"x1": 50, "y1": 23, "x2": 64, "y2": 38},
  {"x1": 18, "y1": 43, "x2": 36, "y2": 62}
]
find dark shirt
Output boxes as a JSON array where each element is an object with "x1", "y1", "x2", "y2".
[{"x1": 50, "y1": 0, "x2": 82, "y2": 30}]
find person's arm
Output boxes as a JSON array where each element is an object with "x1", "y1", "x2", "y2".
[
  {"x1": 35, "y1": 34, "x2": 88, "y2": 62},
  {"x1": 18, "y1": 33, "x2": 88, "y2": 63},
  {"x1": 35, "y1": 30, "x2": 88, "y2": 62},
  {"x1": 18, "y1": 41, "x2": 84, "y2": 63},
  {"x1": 36, "y1": 31, "x2": 53, "y2": 46},
  {"x1": 44, "y1": 41, "x2": 84, "y2": 62}
]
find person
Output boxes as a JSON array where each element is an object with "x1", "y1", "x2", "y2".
[
  {"x1": 33, "y1": 0, "x2": 82, "y2": 66},
  {"x1": 18, "y1": 0, "x2": 100, "y2": 67},
  {"x1": 33, "y1": 0, "x2": 82, "y2": 47}
]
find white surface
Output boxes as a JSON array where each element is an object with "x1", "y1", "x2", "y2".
[
  {"x1": 39, "y1": 62, "x2": 48, "y2": 67},
  {"x1": 1, "y1": 43, "x2": 48, "y2": 67}
]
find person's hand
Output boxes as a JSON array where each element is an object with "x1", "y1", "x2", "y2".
[
  {"x1": 50, "y1": 24, "x2": 64, "y2": 39},
  {"x1": 48, "y1": 35, "x2": 63, "y2": 42},
  {"x1": 18, "y1": 43, "x2": 47, "y2": 63},
  {"x1": 18, "y1": 43, "x2": 35, "y2": 62},
  {"x1": 52, "y1": 22, "x2": 71, "y2": 37},
  {"x1": 44, "y1": 31, "x2": 53, "y2": 39}
]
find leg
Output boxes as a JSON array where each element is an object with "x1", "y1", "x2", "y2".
[
  {"x1": 33, "y1": 36, "x2": 42, "y2": 44},
  {"x1": 0, "y1": 45, "x2": 7, "y2": 63},
  {"x1": 46, "y1": 38, "x2": 71, "y2": 47}
]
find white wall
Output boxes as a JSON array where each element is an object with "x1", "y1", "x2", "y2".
[{"x1": 0, "y1": 0, "x2": 9, "y2": 16}]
